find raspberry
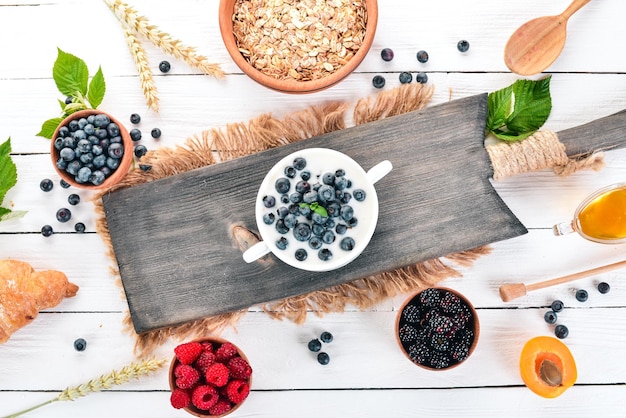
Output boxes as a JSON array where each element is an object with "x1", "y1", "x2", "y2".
[
  {"x1": 215, "y1": 342, "x2": 238, "y2": 362},
  {"x1": 195, "y1": 350, "x2": 216, "y2": 373},
  {"x1": 205, "y1": 362, "x2": 230, "y2": 387},
  {"x1": 174, "y1": 364, "x2": 200, "y2": 389},
  {"x1": 225, "y1": 379, "x2": 250, "y2": 404},
  {"x1": 174, "y1": 341, "x2": 203, "y2": 365},
  {"x1": 208, "y1": 398, "x2": 232, "y2": 416},
  {"x1": 227, "y1": 356, "x2": 252, "y2": 380},
  {"x1": 191, "y1": 385, "x2": 219, "y2": 410},
  {"x1": 170, "y1": 388, "x2": 191, "y2": 409},
  {"x1": 201, "y1": 341, "x2": 214, "y2": 352}
]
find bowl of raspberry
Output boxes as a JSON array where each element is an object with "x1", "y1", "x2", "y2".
[
  {"x1": 169, "y1": 337, "x2": 253, "y2": 416},
  {"x1": 396, "y1": 287, "x2": 480, "y2": 371},
  {"x1": 243, "y1": 148, "x2": 392, "y2": 271},
  {"x1": 50, "y1": 109, "x2": 133, "y2": 190}
]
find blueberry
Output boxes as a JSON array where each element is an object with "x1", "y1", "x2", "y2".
[
  {"x1": 284, "y1": 213, "x2": 298, "y2": 229},
  {"x1": 54, "y1": 137, "x2": 65, "y2": 150},
  {"x1": 83, "y1": 124, "x2": 95, "y2": 135},
  {"x1": 41, "y1": 225, "x2": 53, "y2": 237},
  {"x1": 276, "y1": 206, "x2": 289, "y2": 219},
  {"x1": 77, "y1": 118, "x2": 88, "y2": 129},
  {"x1": 130, "y1": 128, "x2": 142, "y2": 141},
  {"x1": 293, "y1": 157, "x2": 307, "y2": 170},
  {"x1": 311, "y1": 213, "x2": 328, "y2": 225},
  {"x1": 380, "y1": 48, "x2": 394, "y2": 62},
  {"x1": 68, "y1": 119, "x2": 80, "y2": 132},
  {"x1": 275, "y1": 219, "x2": 289, "y2": 234},
  {"x1": 284, "y1": 166, "x2": 297, "y2": 178},
  {"x1": 106, "y1": 157, "x2": 121, "y2": 170},
  {"x1": 340, "y1": 205, "x2": 354, "y2": 221},
  {"x1": 575, "y1": 289, "x2": 588, "y2": 302},
  {"x1": 89, "y1": 170, "x2": 106, "y2": 186},
  {"x1": 106, "y1": 122, "x2": 120, "y2": 137},
  {"x1": 72, "y1": 129, "x2": 87, "y2": 141},
  {"x1": 322, "y1": 172, "x2": 335, "y2": 185},
  {"x1": 293, "y1": 223, "x2": 312, "y2": 241},
  {"x1": 308, "y1": 338, "x2": 322, "y2": 352},
  {"x1": 159, "y1": 60, "x2": 171, "y2": 73},
  {"x1": 56, "y1": 208, "x2": 72, "y2": 223},
  {"x1": 263, "y1": 212, "x2": 275, "y2": 225},
  {"x1": 60, "y1": 147, "x2": 76, "y2": 161},
  {"x1": 93, "y1": 114, "x2": 110, "y2": 128},
  {"x1": 340, "y1": 192, "x2": 351, "y2": 204},
  {"x1": 66, "y1": 160, "x2": 81, "y2": 176},
  {"x1": 64, "y1": 96, "x2": 73, "y2": 104},
  {"x1": 555, "y1": 324, "x2": 569, "y2": 339},
  {"x1": 68, "y1": 194, "x2": 80, "y2": 205},
  {"x1": 74, "y1": 222, "x2": 86, "y2": 233},
  {"x1": 263, "y1": 195, "x2": 276, "y2": 208},
  {"x1": 318, "y1": 248, "x2": 333, "y2": 261},
  {"x1": 295, "y1": 181, "x2": 310, "y2": 194},
  {"x1": 58, "y1": 126, "x2": 70, "y2": 138},
  {"x1": 299, "y1": 205, "x2": 311, "y2": 217},
  {"x1": 347, "y1": 217, "x2": 358, "y2": 228},
  {"x1": 300, "y1": 170, "x2": 311, "y2": 181},
  {"x1": 326, "y1": 202, "x2": 341, "y2": 217},
  {"x1": 275, "y1": 177, "x2": 291, "y2": 194},
  {"x1": 93, "y1": 154, "x2": 107, "y2": 168},
  {"x1": 457, "y1": 40, "x2": 470, "y2": 53},
  {"x1": 40, "y1": 178, "x2": 54, "y2": 192},
  {"x1": 60, "y1": 179, "x2": 71, "y2": 189},
  {"x1": 130, "y1": 113, "x2": 141, "y2": 124},
  {"x1": 321, "y1": 230, "x2": 335, "y2": 244},
  {"x1": 598, "y1": 282, "x2": 610, "y2": 294},
  {"x1": 151, "y1": 128, "x2": 162, "y2": 139},
  {"x1": 134, "y1": 144, "x2": 148, "y2": 158},
  {"x1": 73, "y1": 338, "x2": 87, "y2": 351},
  {"x1": 399, "y1": 72, "x2": 413, "y2": 84},
  {"x1": 416, "y1": 72, "x2": 428, "y2": 84},
  {"x1": 551, "y1": 300, "x2": 564, "y2": 313},
  {"x1": 276, "y1": 236, "x2": 288, "y2": 250},
  {"x1": 76, "y1": 167, "x2": 92, "y2": 183},
  {"x1": 79, "y1": 153, "x2": 93, "y2": 165},
  {"x1": 108, "y1": 143, "x2": 124, "y2": 159},
  {"x1": 280, "y1": 194, "x2": 290, "y2": 204},
  {"x1": 289, "y1": 192, "x2": 302, "y2": 203},
  {"x1": 372, "y1": 75, "x2": 385, "y2": 89},
  {"x1": 416, "y1": 50, "x2": 429, "y2": 63},
  {"x1": 320, "y1": 331, "x2": 333, "y2": 343},
  {"x1": 318, "y1": 185, "x2": 335, "y2": 202},
  {"x1": 340, "y1": 237, "x2": 355, "y2": 251},
  {"x1": 335, "y1": 223, "x2": 347, "y2": 235},
  {"x1": 544, "y1": 310, "x2": 558, "y2": 324},
  {"x1": 303, "y1": 191, "x2": 318, "y2": 203},
  {"x1": 138, "y1": 164, "x2": 152, "y2": 172},
  {"x1": 91, "y1": 144, "x2": 103, "y2": 156},
  {"x1": 317, "y1": 352, "x2": 330, "y2": 365},
  {"x1": 334, "y1": 176, "x2": 348, "y2": 190},
  {"x1": 353, "y1": 189, "x2": 366, "y2": 201},
  {"x1": 308, "y1": 236, "x2": 322, "y2": 249},
  {"x1": 295, "y1": 248, "x2": 308, "y2": 261}
]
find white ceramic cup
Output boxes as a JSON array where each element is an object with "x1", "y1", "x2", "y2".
[{"x1": 243, "y1": 148, "x2": 392, "y2": 271}]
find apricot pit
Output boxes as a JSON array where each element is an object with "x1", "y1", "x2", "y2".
[{"x1": 519, "y1": 336, "x2": 577, "y2": 398}]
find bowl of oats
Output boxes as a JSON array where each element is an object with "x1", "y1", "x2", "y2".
[{"x1": 219, "y1": 0, "x2": 377, "y2": 93}]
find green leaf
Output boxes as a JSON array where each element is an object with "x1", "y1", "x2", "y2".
[
  {"x1": 0, "y1": 138, "x2": 17, "y2": 205},
  {"x1": 87, "y1": 66, "x2": 106, "y2": 109},
  {"x1": 486, "y1": 85, "x2": 513, "y2": 132},
  {"x1": 299, "y1": 202, "x2": 329, "y2": 217},
  {"x1": 36, "y1": 117, "x2": 64, "y2": 139},
  {"x1": 53, "y1": 48, "x2": 89, "y2": 97},
  {"x1": 0, "y1": 209, "x2": 27, "y2": 222}
]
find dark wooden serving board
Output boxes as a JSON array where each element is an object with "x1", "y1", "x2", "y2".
[{"x1": 103, "y1": 94, "x2": 528, "y2": 333}]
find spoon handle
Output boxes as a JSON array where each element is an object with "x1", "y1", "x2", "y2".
[{"x1": 560, "y1": 0, "x2": 591, "y2": 20}]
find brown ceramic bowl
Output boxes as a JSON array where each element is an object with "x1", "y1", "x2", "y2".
[
  {"x1": 218, "y1": 0, "x2": 378, "y2": 93},
  {"x1": 50, "y1": 109, "x2": 133, "y2": 190},
  {"x1": 169, "y1": 337, "x2": 252, "y2": 417},
  {"x1": 396, "y1": 287, "x2": 480, "y2": 371}
]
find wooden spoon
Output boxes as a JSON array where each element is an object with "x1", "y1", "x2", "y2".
[
  {"x1": 499, "y1": 259, "x2": 626, "y2": 302},
  {"x1": 504, "y1": 0, "x2": 592, "y2": 75}
]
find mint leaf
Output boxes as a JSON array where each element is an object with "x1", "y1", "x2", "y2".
[
  {"x1": 486, "y1": 76, "x2": 552, "y2": 142},
  {"x1": 299, "y1": 202, "x2": 328, "y2": 217},
  {"x1": 36, "y1": 117, "x2": 64, "y2": 139},
  {"x1": 87, "y1": 66, "x2": 106, "y2": 108},
  {"x1": 53, "y1": 48, "x2": 89, "y2": 97}
]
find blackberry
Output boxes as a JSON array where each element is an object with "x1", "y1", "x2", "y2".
[
  {"x1": 159, "y1": 60, "x2": 171, "y2": 73},
  {"x1": 418, "y1": 288, "x2": 441, "y2": 307},
  {"x1": 380, "y1": 48, "x2": 394, "y2": 61},
  {"x1": 551, "y1": 300, "x2": 564, "y2": 313},
  {"x1": 457, "y1": 40, "x2": 470, "y2": 53},
  {"x1": 317, "y1": 352, "x2": 330, "y2": 365},
  {"x1": 68, "y1": 194, "x2": 80, "y2": 205},
  {"x1": 74, "y1": 222, "x2": 86, "y2": 233},
  {"x1": 415, "y1": 72, "x2": 428, "y2": 84},
  {"x1": 308, "y1": 338, "x2": 322, "y2": 352},
  {"x1": 408, "y1": 342, "x2": 430, "y2": 365},
  {"x1": 416, "y1": 50, "x2": 429, "y2": 63},
  {"x1": 372, "y1": 75, "x2": 385, "y2": 89},
  {"x1": 427, "y1": 313, "x2": 454, "y2": 335},
  {"x1": 40, "y1": 178, "x2": 54, "y2": 192},
  {"x1": 41, "y1": 225, "x2": 53, "y2": 237},
  {"x1": 130, "y1": 113, "x2": 141, "y2": 124},
  {"x1": 454, "y1": 328, "x2": 474, "y2": 347},
  {"x1": 544, "y1": 310, "x2": 558, "y2": 324},
  {"x1": 429, "y1": 333, "x2": 450, "y2": 353},
  {"x1": 399, "y1": 324, "x2": 419, "y2": 343},
  {"x1": 598, "y1": 282, "x2": 610, "y2": 294},
  {"x1": 429, "y1": 351, "x2": 451, "y2": 369},
  {"x1": 450, "y1": 340, "x2": 470, "y2": 362},
  {"x1": 151, "y1": 128, "x2": 162, "y2": 139},
  {"x1": 73, "y1": 338, "x2": 87, "y2": 351},
  {"x1": 575, "y1": 289, "x2": 588, "y2": 302},
  {"x1": 402, "y1": 304, "x2": 422, "y2": 323},
  {"x1": 399, "y1": 72, "x2": 412, "y2": 84},
  {"x1": 320, "y1": 331, "x2": 333, "y2": 343},
  {"x1": 440, "y1": 292, "x2": 463, "y2": 314},
  {"x1": 555, "y1": 324, "x2": 569, "y2": 339}
]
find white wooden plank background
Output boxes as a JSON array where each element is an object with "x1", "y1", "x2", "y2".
[{"x1": 1, "y1": 0, "x2": 626, "y2": 417}]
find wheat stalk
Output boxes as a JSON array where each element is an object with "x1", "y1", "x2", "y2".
[
  {"x1": 105, "y1": 0, "x2": 224, "y2": 78},
  {"x1": 123, "y1": 28, "x2": 160, "y2": 112},
  {"x1": 1, "y1": 357, "x2": 167, "y2": 418}
]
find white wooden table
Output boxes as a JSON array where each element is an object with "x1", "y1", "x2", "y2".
[{"x1": 1, "y1": 0, "x2": 626, "y2": 416}]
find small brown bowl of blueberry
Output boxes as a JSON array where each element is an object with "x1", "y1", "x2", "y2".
[
  {"x1": 50, "y1": 109, "x2": 133, "y2": 190},
  {"x1": 396, "y1": 287, "x2": 479, "y2": 370}
]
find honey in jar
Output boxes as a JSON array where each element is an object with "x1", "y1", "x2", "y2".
[{"x1": 577, "y1": 185, "x2": 626, "y2": 240}]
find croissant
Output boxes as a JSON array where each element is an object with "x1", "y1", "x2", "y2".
[{"x1": 0, "y1": 259, "x2": 79, "y2": 343}]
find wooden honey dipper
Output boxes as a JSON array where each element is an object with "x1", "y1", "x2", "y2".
[{"x1": 499, "y1": 259, "x2": 626, "y2": 302}]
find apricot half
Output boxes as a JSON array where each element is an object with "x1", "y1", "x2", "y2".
[{"x1": 519, "y1": 336, "x2": 577, "y2": 398}]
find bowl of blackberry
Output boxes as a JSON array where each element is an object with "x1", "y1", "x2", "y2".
[
  {"x1": 243, "y1": 148, "x2": 392, "y2": 271},
  {"x1": 169, "y1": 337, "x2": 253, "y2": 416},
  {"x1": 396, "y1": 287, "x2": 479, "y2": 370},
  {"x1": 50, "y1": 109, "x2": 133, "y2": 190}
]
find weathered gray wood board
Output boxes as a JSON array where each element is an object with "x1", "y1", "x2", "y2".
[{"x1": 103, "y1": 94, "x2": 526, "y2": 333}]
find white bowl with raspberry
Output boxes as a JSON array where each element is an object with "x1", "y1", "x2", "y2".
[{"x1": 169, "y1": 337, "x2": 253, "y2": 416}]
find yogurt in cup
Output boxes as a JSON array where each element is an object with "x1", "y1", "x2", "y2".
[{"x1": 243, "y1": 148, "x2": 392, "y2": 271}]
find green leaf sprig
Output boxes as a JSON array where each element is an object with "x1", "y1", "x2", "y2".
[
  {"x1": 299, "y1": 202, "x2": 328, "y2": 217},
  {"x1": 36, "y1": 48, "x2": 107, "y2": 139},
  {"x1": 0, "y1": 138, "x2": 27, "y2": 222},
  {"x1": 486, "y1": 75, "x2": 552, "y2": 141}
]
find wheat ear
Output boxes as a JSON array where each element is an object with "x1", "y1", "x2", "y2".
[
  {"x1": 1, "y1": 357, "x2": 167, "y2": 418},
  {"x1": 123, "y1": 28, "x2": 160, "y2": 112},
  {"x1": 105, "y1": 0, "x2": 224, "y2": 78}
]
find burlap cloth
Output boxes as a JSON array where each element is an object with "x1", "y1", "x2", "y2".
[{"x1": 94, "y1": 84, "x2": 604, "y2": 355}]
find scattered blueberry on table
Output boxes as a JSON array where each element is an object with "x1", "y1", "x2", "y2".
[
  {"x1": 60, "y1": 179, "x2": 71, "y2": 189},
  {"x1": 67, "y1": 194, "x2": 80, "y2": 206},
  {"x1": 380, "y1": 47, "x2": 394, "y2": 61},
  {"x1": 457, "y1": 40, "x2": 470, "y2": 53},
  {"x1": 159, "y1": 60, "x2": 171, "y2": 73},
  {"x1": 597, "y1": 282, "x2": 610, "y2": 294},
  {"x1": 74, "y1": 222, "x2": 86, "y2": 233},
  {"x1": 73, "y1": 338, "x2": 87, "y2": 351},
  {"x1": 317, "y1": 352, "x2": 330, "y2": 365},
  {"x1": 416, "y1": 50, "x2": 429, "y2": 63},
  {"x1": 555, "y1": 324, "x2": 569, "y2": 339},
  {"x1": 41, "y1": 225, "x2": 53, "y2": 237},
  {"x1": 56, "y1": 208, "x2": 72, "y2": 223},
  {"x1": 575, "y1": 289, "x2": 588, "y2": 302},
  {"x1": 130, "y1": 113, "x2": 141, "y2": 124},
  {"x1": 551, "y1": 300, "x2": 564, "y2": 313},
  {"x1": 39, "y1": 178, "x2": 53, "y2": 192},
  {"x1": 544, "y1": 310, "x2": 558, "y2": 324},
  {"x1": 134, "y1": 144, "x2": 148, "y2": 158},
  {"x1": 372, "y1": 75, "x2": 385, "y2": 89},
  {"x1": 151, "y1": 128, "x2": 162, "y2": 139},
  {"x1": 415, "y1": 72, "x2": 428, "y2": 84},
  {"x1": 320, "y1": 331, "x2": 333, "y2": 343},
  {"x1": 399, "y1": 71, "x2": 412, "y2": 84},
  {"x1": 130, "y1": 128, "x2": 142, "y2": 141},
  {"x1": 308, "y1": 338, "x2": 322, "y2": 352}
]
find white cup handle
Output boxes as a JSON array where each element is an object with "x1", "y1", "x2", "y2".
[
  {"x1": 243, "y1": 241, "x2": 271, "y2": 263},
  {"x1": 367, "y1": 160, "x2": 393, "y2": 184}
]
